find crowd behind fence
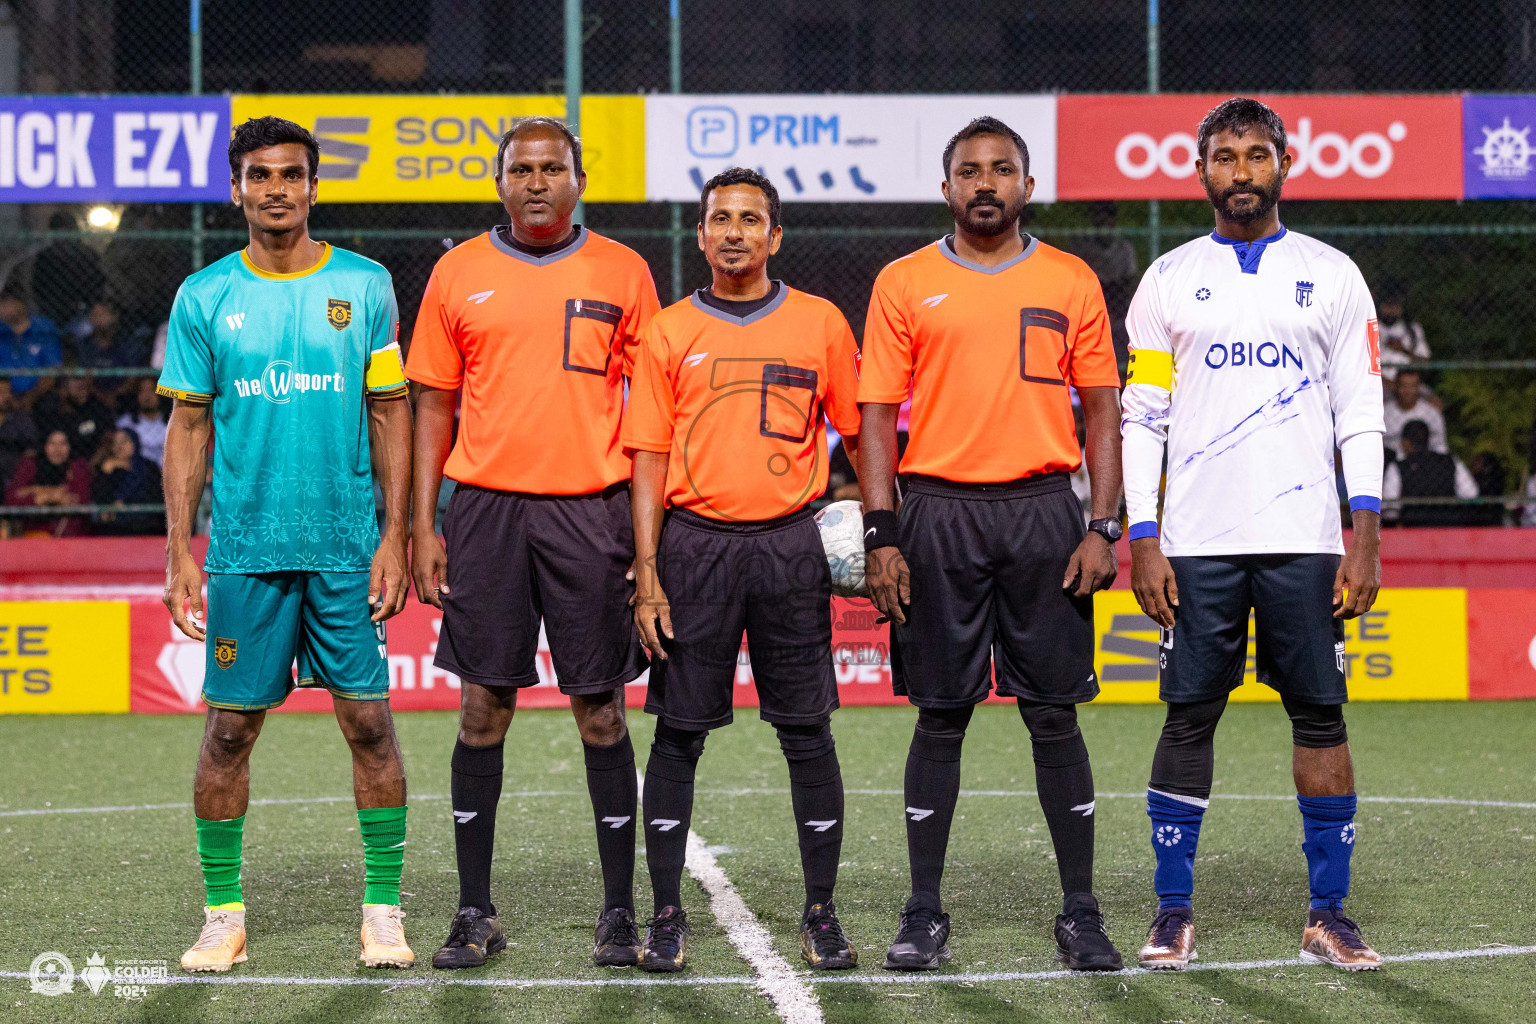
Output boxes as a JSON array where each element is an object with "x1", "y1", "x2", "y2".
[{"x1": 3, "y1": 0, "x2": 1535, "y2": 535}]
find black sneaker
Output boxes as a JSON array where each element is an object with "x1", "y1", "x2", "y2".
[
  {"x1": 594, "y1": 906, "x2": 641, "y2": 967},
  {"x1": 800, "y1": 903, "x2": 858, "y2": 971},
  {"x1": 1054, "y1": 893, "x2": 1124, "y2": 972},
  {"x1": 883, "y1": 894, "x2": 951, "y2": 971},
  {"x1": 638, "y1": 906, "x2": 689, "y2": 973},
  {"x1": 431, "y1": 905, "x2": 507, "y2": 970}
]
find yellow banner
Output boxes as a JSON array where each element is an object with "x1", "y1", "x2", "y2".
[
  {"x1": 0, "y1": 602, "x2": 130, "y2": 713},
  {"x1": 229, "y1": 95, "x2": 645, "y2": 203},
  {"x1": 1093, "y1": 588, "x2": 1468, "y2": 704}
]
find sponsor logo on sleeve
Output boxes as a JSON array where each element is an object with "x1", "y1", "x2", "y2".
[{"x1": 1366, "y1": 318, "x2": 1381, "y2": 375}]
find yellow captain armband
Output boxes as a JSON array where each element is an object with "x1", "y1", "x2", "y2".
[
  {"x1": 1125, "y1": 348, "x2": 1173, "y2": 390},
  {"x1": 365, "y1": 342, "x2": 408, "y2": 397}
]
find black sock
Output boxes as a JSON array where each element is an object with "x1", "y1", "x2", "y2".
[
  {"x1": 584, "y1": 733, "x2": 638, "y2": 913},
  {"x1": 905, "y1": 705, "x2": 972, "y2": 901},
  {"x1": 643, "y1": 723, "x2": 707, "y2": 915},
  {"x1": 1019, "y1": 701, "x2": 1096, "y2": 902},
  {"x1": 450, "y1": 738, "x2": 504, "y2": 914},
  {"x1": 777, "y1": 723, "x2": 844, "y2": 913}
]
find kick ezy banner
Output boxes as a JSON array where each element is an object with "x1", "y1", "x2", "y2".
[
  {"x1": 644, "y1": 94, "x2": 1058, "y2": 203},
  {"x1": 0, "y1": 96, "x2": 229, "y2": 202}
]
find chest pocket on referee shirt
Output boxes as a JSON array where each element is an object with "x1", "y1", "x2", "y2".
[
  {"x1": 1019, "y1": 307, "x2": 1069, "y2": 386},
  {"x1": 563, "y1": 298, "x2": 624, "y2": 376},
  {"x1": 760, "y1": 364, "x2": 819, "y2": 442}
]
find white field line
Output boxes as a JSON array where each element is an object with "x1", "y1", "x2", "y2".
[
  {"x1": 7, "y1": 788, "x2": 1533, "y2": 819},
  {"x1": 636, "y1": 769, "x2": 823, "y2": 1024},
  {"x1": 1, "y1": 944, "x2": 1533, "y2": 991}
]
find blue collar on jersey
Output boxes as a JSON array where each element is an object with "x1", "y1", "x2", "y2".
[{"x1": 1210, "y1": 225, "x2": 1287, "y2": 275}]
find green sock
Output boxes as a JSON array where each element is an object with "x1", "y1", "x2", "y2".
[
  {"x1": 195, "y1": 815, "x2": 245, "y2": 909},
  {"x1": 358, "y1": 805, "x2": 408, "y2": 906}
]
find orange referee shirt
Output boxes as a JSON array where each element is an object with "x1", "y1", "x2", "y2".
[
  {"x1": 622, "y1": 284, "x2": 862, "y2": 522},
  {"x1": 858, "y1": 235, "x2": 1120, "y2": 483},
  {"x1": 406, "y1": 228, "x2": 660, "y2": 494}
]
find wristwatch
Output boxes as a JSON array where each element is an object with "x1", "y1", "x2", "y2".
[{"x1": 1088, "y1": 517, "x2": 1123, "y2": 543}]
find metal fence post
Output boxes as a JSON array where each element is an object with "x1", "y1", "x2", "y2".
[
  {"x1": 669, "y1": 0, "x2": 683, "y2": 303},
  {"x1": 189, "y1": 0, "x2": 204, "y2": 271},
  {"x1": 565, "y1": 0, "x2": 584, "y2": 226},
  {"x1": 1146, "y1": 0, "x2": 1161, "y2": 264}
]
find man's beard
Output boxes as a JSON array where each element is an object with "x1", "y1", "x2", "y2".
[
  {"x1": 1206, "y1": 177, "x2": 1281, "y2": 225},
  {"x1": 951, "y1": 193, "x2": 1026, "y2": 237}
]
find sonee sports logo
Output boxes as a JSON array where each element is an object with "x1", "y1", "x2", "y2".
[
  {"x1": 1341, "y1": 822, "x2": 1356, "y2": 845},
  {"x1": 1155, "y1": 825, "x2": 1183, "y2": 847}
]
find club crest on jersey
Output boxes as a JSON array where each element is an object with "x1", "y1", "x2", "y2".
[
  {"x1": 214, "y1": 637, "x2": 238, "y2": 670},
  {"x1": 1295, "y1": 281, "x2": 1314, "y2": 308},
  {"x1": 326, "y1": 298, "x2": 352, "y2": 331}
]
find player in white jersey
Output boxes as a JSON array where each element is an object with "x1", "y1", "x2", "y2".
[{"x1": 1121, "y1": 98, "x2": 1386, "y2": 973}]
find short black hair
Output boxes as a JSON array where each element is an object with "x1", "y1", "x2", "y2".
[
  {"x1": 1401, "y1": 419, "x2": 1431, "y2": 448},
  {"x1": 942, "y1": 116, "x2": 1029, "y2": 180},
  {"x1": 698, "y1": 167, "x2": 782, "y2": 230},
  {"x1": 229, "y1": 116, "x2": 321, "y2": 180},
  {"x1": 1197, "y1": 97, "x2": 1288, "y2": 162},
  {"x1": 496, "y1": 117, "x2": 584, "y2": 178}
]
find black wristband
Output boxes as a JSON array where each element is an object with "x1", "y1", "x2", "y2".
[{"x1": 862, "y1": 508, "x2": 900, "y2": 552}]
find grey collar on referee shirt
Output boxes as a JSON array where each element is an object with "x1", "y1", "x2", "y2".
[{"x1": 938, "y1": 233, "x2": 1039, "y2": 275}]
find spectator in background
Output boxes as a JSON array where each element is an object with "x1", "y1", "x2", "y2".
[
  {"x1": 4, "y1": 428, "x2": 92, "y2": 537},
  {"x1": 1383, "y1": 369, "x2": 1447, "y2": 458},
  {"x1": 1383, "y1": 419, "x2": 1478, "y2": 527},
  {"x1": 1469, "y1": 452, "x2": 1508, "y2": 527},
  {"x1": 71, "y1": 300, "x2": 142, "y2": 369},
  {"x1": 91, "y1": 427, "x2": 164, "y2": 535},
  {"x1": 32, "y1": 211, "x2": 106, "y2": 329},
  {"x1": 117, "y1": 378, "x2": 170, "y2": 466},
  {"x1": 1070, "y1": 202, "x2": 1139, "y2": 367},
  {"x1": 1523, "y1": 426, "x2": 1536, "y2": 528},
  {"x1": 34, "y1": 375, "x2": 114, "y2": 461},
  {"x1": 0, "y1": 378, "x2": 39, "y2": 484},
  {"x1": 0, "y1": 289, "x2": 63, "y2": 402},
  {"x1": 1374, "y1": 279, "x2": 1430, "y2": 383}
]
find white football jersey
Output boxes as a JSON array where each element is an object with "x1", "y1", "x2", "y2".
[{"x1": 1121, "y1": 227, "x2": 1384, "y2": 556}]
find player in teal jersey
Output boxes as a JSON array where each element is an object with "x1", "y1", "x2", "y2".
[{"x1": 159, "y1": 117, "x2": 416, "y2": 973}]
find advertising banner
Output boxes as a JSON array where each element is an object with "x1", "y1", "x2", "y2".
[
  {"x1": 1466, "y1": 589, "x2": 1536, "y2": 699},
  {"x1": 1462, "y1": 95, "x2": 1536, "y2": 199},
  {"x1": 645, "y1": 94, "x2": 1057, "y2": 203},
  {"x1": 1057, "y1": 94, "x2": 1462, "y2": 201},
  {"x1": 1092, "y1": 588, "x2": 1468, "y2": 703},
  {"x1": 229, "y1": 94, "x2": 645, "y2": 203},
  {"x1": 0, "y1": 601, "x2": 129, "y2": 713},
  {"x1": 0, "y1": 96, "x2": 229, "y2": 202}
]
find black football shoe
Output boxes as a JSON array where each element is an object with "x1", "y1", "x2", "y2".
[
  {"x1": 800, "y1": 903, "x2": 858, "y2": 971},
  {"x1": 637, "y1": 906, "x2": 690, "y2": 973},
  {"x1": 431, "y1": 905, "x2": 507, "y2": 970},
  {"x1": 1054, "y1": 893, "x2": 1124, "y2": 972},
  {"x1": 883, "y1": 894, "x2": 952, "y2": 971},
  {"x1": 593, "y1": 906, "x2": 641, "y2": 968}
]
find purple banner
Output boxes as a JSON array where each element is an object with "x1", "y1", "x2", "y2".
[
  {"x1": 0, "y1": 96, "x2": 230, "y2": 202},
  {"x1": 1463, "y1": 95, "x2": 1536, "y2": 199}
]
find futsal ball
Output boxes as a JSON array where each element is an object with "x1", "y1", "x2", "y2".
[{"x1": 815, "y1": 500, "x2": 868, "y2": 598}]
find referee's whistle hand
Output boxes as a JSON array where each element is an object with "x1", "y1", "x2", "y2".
[
  {"x1": 1129, "y1": 538, "x2": 1178, "y2": 629},
  {"x1": 866, "y1": 547, "x2": 911, "y2": 626},
  {"x1": 411, "y1": 528, "x2": 449, "y2": 610},
  {"x1": 1065, "y1": 533, "x2": 1119, "y2": 598}
]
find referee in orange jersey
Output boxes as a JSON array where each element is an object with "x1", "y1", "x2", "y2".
[
  {"x1": 623, "y1": 168, "x2": 862, "y2": 974},
  {"x1": 407, "y1": 117, "x2": 660, "y2": 969},
  {"x1": 859, "y1": 117, "x2": 1127, "y2": 972}
]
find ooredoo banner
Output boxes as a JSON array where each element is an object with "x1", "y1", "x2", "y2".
[
  {"x1": 1057, "y1": 94, "x2": 1462, "y2": 201},
  {"x1": 645, "y1": 94, "x2": 1057, "y2": 203}
]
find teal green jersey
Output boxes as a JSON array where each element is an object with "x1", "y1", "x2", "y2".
[{"x1": 158, "y1": 243, "x2": 408, "y2": 574}]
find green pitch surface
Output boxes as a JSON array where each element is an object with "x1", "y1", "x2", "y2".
[{"x1": 3, "y1": 702, "x2": 1534, "y2": 1023}]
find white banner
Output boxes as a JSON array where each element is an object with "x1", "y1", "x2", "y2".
[{"x1": 645, "y1": 94, "x2": 1057, "y2": 204}]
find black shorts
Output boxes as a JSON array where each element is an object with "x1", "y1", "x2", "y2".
[
  {"x1": 891, "y1": 473, "x2": 1098, "y2": 708},
  {"x1": 643, "y1": 507, "x2": 837, "y2": 730},
  {"x1": 435, "y1": 483, "x2": 646, "y2": 695},
  {"x1": 1161, "y1": 554, "x2": 1348, "y2": 705}
]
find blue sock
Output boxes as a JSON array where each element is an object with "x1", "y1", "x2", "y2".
[
  {"x1": 1297, "y1": 793, "x2": 1357, "y2": 912},
  {"x1": 1147, "y1": 788, "x2": 1208, "y2": 910}
]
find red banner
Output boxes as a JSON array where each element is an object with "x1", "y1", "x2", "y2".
[
  {"x1": 129, "y1": 597, "x2": 898, "y2": 714},
  {"x1": 1057, "y1": 94, "x2": 1462, "y2": 200},
  {"x1": 1467, "y1": 589, "x2": 1536, "y2": 701}
]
